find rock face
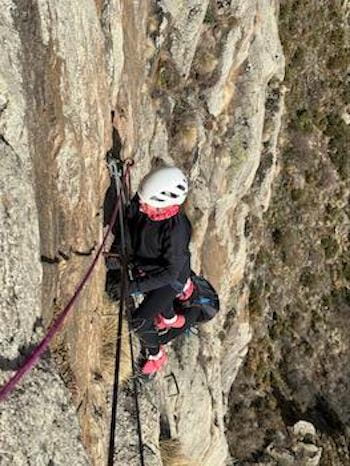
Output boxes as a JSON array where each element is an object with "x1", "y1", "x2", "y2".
[
  {"x1": 0, "y1": 0, "x2": 347, "y2": 465},
  {"x1": 101, "y1": 1, "x2": 285, "y2": 464},
  {"x1": 226, "y1": 2, "x2": 350, "y2": 465},
  {"x1": 0, "y1": 0, "x2": 113, "y2": 463}
]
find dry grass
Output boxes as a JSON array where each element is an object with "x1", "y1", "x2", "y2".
[
  {"x1": 147, "y1": 14, "x2": 160, "y2": 35},
  {"x1": 194, "y1": 50, "x2": 218, "y2": 76},
  {"x1": 160, "y1": 439, "x2": 200, "y2": 466},
  {"x1": 100, "y1": 297, "x2": 132, "y2": 385},
  {"x1": 174, "y1": 120, "x2": 198, "y2": 153}
]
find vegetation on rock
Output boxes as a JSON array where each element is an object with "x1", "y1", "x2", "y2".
[{"x1": 227, "y1": 2, "x2": 350, "y2": 464}]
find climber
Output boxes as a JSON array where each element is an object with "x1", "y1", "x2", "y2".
[{"x1": 105, "y1": 166, "x2": 192, "y2": 375}]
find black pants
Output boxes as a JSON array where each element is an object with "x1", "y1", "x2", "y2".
[{"x1": 132, "y1": 285, "x2": 179, "y2": 355}]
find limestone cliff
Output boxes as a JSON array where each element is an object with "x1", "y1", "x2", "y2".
[
  {"x1": 227, "y1": 2, "x2": 350, "y2": 465},
  {"x1": 0, "y1": 1, "x2": 347, "y2": 465}
]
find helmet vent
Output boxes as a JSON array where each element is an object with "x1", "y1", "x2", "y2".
[
  {"x1": 161, "y1": 191, "x2": 179, "y2": 198},
  {"x1": 177, "y1": 184, "x2": 186, "y2": 191}
]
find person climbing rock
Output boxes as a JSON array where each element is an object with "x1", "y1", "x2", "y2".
[{"x1": 105, "y1": 166, "x2": 192, "y2": 375}]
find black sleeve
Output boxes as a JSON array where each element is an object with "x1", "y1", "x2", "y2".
[
  {"x1": 126, "y1": 195, "x2": 141, "y2": 232},
  {"x1": 103, "y1": 182, "x2": 118, "y2": 228},
  {"x1": 108, "y1": 194, "x2": 139, "y2": 254},
  {"x1": 132, "y1": 217, "x2": 191, "y2": 293}
]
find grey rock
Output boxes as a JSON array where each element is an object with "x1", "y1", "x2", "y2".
[
  {"x1": 160, "y1": 0, "x2": 210, "y2": 77},
  {"x1": 0, "y1": 0, "x2": 298, "y2": 464}
]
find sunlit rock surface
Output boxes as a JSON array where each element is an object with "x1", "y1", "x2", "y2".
[{"x1": 1, "y1": 0, "x2": 348, "y2": 465}]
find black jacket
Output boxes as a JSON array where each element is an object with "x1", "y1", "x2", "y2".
[{"x1": 108, "y1": 193, "x2": 192, "y2": 294}]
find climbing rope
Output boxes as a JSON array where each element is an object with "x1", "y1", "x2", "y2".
[{"x1": 107, "y1": 156, "x2": 145, "y2": 466}]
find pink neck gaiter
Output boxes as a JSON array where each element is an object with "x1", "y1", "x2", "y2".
[{"x1": 139, "y1": 202, "x2": 180, "y2": 221}]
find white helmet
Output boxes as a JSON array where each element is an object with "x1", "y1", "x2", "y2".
[{"x1": 138, "y1": 167, "x2": 188, "y2": 208}]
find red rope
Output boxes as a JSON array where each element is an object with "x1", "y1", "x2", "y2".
[{"x1": 0, "y1": 165, "x2": 130, "y2": 402}]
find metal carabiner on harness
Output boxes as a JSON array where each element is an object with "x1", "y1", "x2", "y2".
[{"x1": 107, "y1": 156, "x2": 123, "y2": 186}]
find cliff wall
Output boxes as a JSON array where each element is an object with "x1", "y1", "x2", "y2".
[{"x1": 1, "y1": 1, "x2": 347, "y2": 465}]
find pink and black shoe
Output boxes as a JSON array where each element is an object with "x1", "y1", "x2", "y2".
[
  {"x1": 155, "y1": 314, "x2": 185, "y2": 331},
  {"x1": 141, "y1": 348, "x2": 168, "y2": 375}
]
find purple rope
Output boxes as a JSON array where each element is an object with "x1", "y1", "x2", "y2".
[{"x1": 0, "y1": 173, "x2": 126, "y2": 402}]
